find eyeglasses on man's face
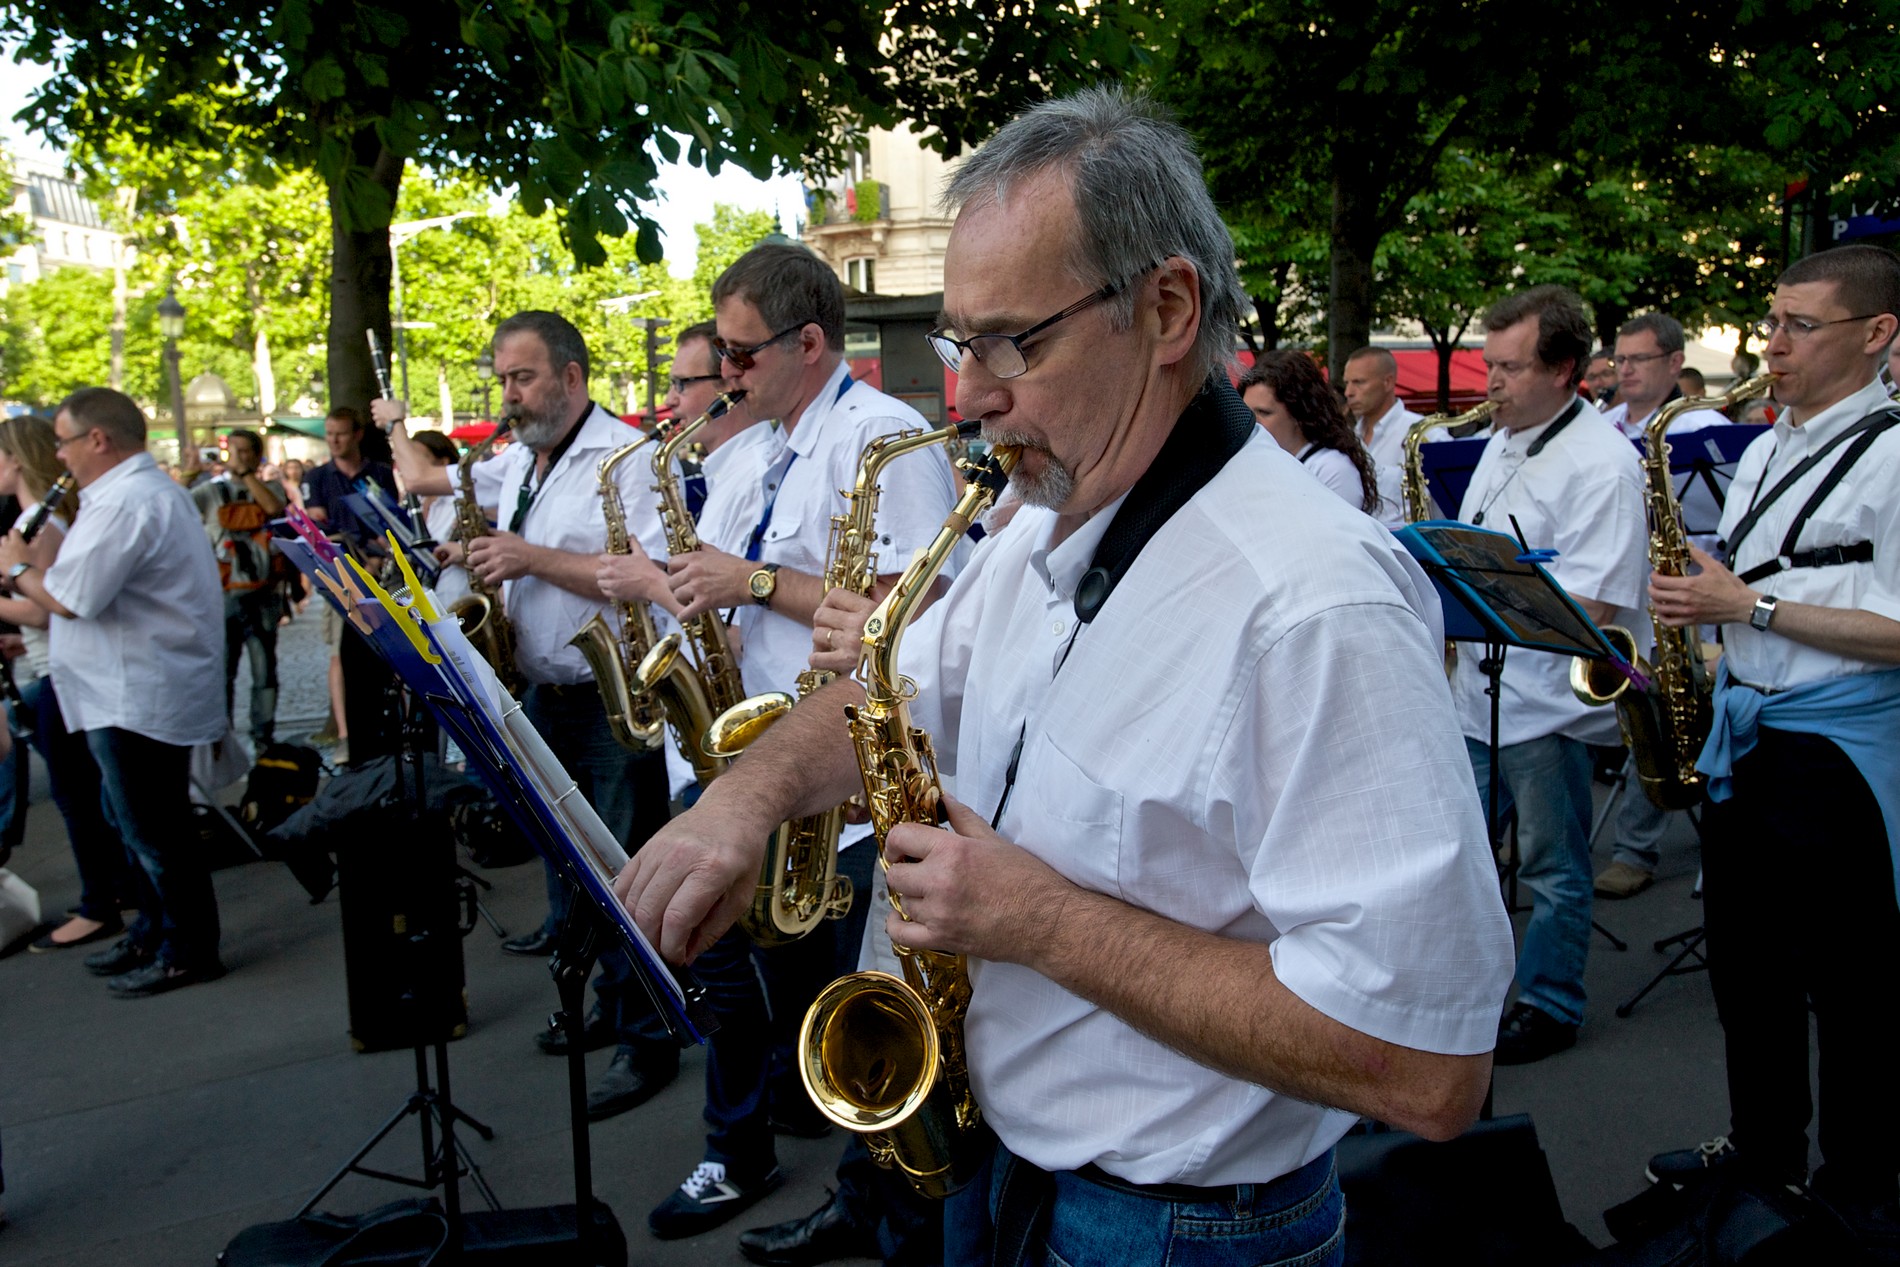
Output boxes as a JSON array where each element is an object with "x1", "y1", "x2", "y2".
[
  {"x1": 712, "y1": 322, "x2": 811, "y2": 371},
  {"x1": 1753, "y1": 313, "x2": 1882, "y2": 342},
  {"x1": 53, "y1": 427, "x2": 95, "y2": 451},
  {"x1": 1609, "y1": 351, "x2": 1669, "y2": 369},
  {"x1": 669, "y1": 373, "x2": 724, "y2": 393},
  {"x1": 927, "y1": 263, "x2": 1159, "y2": 380}
]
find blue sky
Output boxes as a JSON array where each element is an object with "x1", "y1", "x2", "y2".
[{"x1": 0, "y1": 43, "x2": 801, "y2": 278}]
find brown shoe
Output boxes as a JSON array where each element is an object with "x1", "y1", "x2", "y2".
[{"x1": 1595, "y1": 861, "x2": 1655, "y2": 899}]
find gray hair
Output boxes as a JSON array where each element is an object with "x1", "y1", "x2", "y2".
[
  {"x1": 493, "y1": 310, "x2": 591, "y2": 382},
  {"x1": 1617, "y1": 312, "x2": 1686, "y2": 355},
  {"x1": 943, "y1": 86, "x2": 1246, "y2": 385}
]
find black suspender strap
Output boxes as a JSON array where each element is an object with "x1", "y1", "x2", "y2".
[
  {"x1": 1726, "y1": 409, "x2": 1900, "y2": 584},
  {"x1": 988, "y1": 376, "x2": 1255, "y2": 832},
  {"x1": 1722, "y1": 408, "x2": 1900, "y2": 565},
  {"x1": 1073, "y1": 374, "x2": 1256, "y2": 623}
]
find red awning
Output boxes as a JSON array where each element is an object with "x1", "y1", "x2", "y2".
[{"x1": 449, "y1": 421, "x2": 497, "y2": 443}]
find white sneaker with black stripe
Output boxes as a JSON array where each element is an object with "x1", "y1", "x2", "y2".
[{"x1": 649, "y1": 1158, "x2": 784, "y2": 1240}]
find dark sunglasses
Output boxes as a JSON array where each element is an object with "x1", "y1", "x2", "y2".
[{"x1": 712, "y1": 322, "x2": 810, "y2": 371}]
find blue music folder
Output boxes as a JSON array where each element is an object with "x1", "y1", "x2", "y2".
[{"x1": 1395, "y1": 520, "x2": 1623, "y2": 660}]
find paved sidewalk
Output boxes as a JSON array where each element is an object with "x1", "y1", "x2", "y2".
[{"x1": 0, "y1": 741, "x2": 1804, "y2": 1263}]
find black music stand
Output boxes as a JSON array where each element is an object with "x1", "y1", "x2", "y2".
[{"x1": 1395, "y1": 520, "x2": 1634, "y2": 953}]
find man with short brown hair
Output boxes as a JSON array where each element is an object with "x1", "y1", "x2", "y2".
[{"x1": 1648, "y1": 244, "x2": 1900, "y2": 1241}]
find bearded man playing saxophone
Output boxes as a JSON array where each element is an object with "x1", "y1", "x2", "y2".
[
  {"x1": 376, "y1": 311, "x2": 678, "y2": 1116},
  {"x1": 616, "y1": 88, "x2": 1512, "y2": 1267}
]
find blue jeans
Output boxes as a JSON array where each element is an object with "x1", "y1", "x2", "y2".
[
  {"x1": 224, "y1": 588, "x2": 282, "y2": 748},
  {"x1": 1466, "y1": 734, "x2": 1593, "y2": 1026},
  {"x1": 1610, "y1": 755, "x2": 1672, "y2": 872},
  {"x1": 23, "y1": 677, "x2": 131, "y2": 923},
  {"x1": 522, "y1": 683, "x2": 672, "y2": 1055},
  {"x1": 87, "y1": 727, "x2": 222, "y2": 972},
  {"x1": 948, "y1": 1136, "x2": 1344, "y2": 1267}
]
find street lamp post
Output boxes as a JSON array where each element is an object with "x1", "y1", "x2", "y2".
[
  {"x1": 157, "y1": 285, "x2": 189, "y2": 459},
  {"x1": 476, "y1": 349, "x2": 494, "y2": 422}
]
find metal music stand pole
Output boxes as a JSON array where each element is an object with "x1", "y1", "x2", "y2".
[{"x1": 296, "y1": 677, "x2": 497, "y2": 1232}]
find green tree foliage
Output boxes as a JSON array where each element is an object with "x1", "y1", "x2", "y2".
[
  {"x1": 0, "y1": 163, "x2": 780, "y2": 425},
  {"x1": 0, "y1": 0, "x2": 1134, "y2": 416},
  {"x1": 1155, "y1": 0, "x2": 1897, "y2": 374}
]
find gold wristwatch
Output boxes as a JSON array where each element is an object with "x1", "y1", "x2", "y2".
[{"x1": 748, "y1": 562, "x2": 780, "y2": 607}]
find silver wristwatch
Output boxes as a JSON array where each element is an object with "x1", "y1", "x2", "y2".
[{"x1": 1748, "y1": 594, "x2": 1778, "y2": 631}]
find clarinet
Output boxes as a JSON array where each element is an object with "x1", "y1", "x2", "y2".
[{"x1": 3, "y1": 471, "x2": 76, "y2": 735}]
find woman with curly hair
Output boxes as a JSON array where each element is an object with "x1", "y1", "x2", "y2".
[{"x1": 1239, "y1": 350, "x2": 1382, "y2": 515}]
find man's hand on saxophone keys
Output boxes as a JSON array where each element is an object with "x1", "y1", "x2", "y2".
[
  {"x1": 1649, "y1": 544, "x2": 1757, "y2": 627},
  {"x1": 810, "y1": 588, "x2": 876, "y2": 674},
  {"x1": 667, "y1": 544, "x2": 754, "y2": 621},
  {"x1": 598, "y1": 549, "x2": 681, "y2": 615},
  {"x1": 466, "y1": 530, "x2": 540, "y2": 585},
  {"x1": 882, "y1": 793, "x2": 1069, "y2": 969}
]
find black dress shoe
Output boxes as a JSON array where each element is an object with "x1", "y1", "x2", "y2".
[
  {"x1": 585, "y1": 1047, "x2": 678, "y2": 1120},
  {"x1": 84, "y1": 937, "x2": 155, "y2": 978},
  {"x1": 535, "y1": 1002, "x2": 615, "y2": 1055},
  {"x1": 739, "y1": 1189, "x2": 879, "y2": 1266},
  {"x1": 108, "y1": 959, "x2": 227, "y2": 998},
  {"x1": 1495, "y1": 1001, "x2": 1578, "y2": 1066},
  {"x1": 501, "y1": 928, "x2": 558, "y2": 956},
  {"x1": 30, "y1": 918, "x2": 124, "y2": 953}
]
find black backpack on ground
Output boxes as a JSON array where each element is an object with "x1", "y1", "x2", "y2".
[{"x1": 241, "y1": 743, "x2": 324, "y2": 835}]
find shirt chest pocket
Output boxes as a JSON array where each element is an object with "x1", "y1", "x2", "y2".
[{"x1": 1011, "y1": 732, "x2": 1125, "y2": 899}]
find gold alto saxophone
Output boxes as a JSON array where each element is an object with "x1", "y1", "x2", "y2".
[
  {"x1": 632, "y1": 392, "x2": 791, "y2": 784},
  {"x1": 1570, "y1": 373, "x2": 1778, "y2": 810},
  {"x1": 798, "y1": 444, "x2": 1020, "y2": 1200},
  {"x1": 716, "y1": 420, "x2": 974, "y2": 947},
  {"x1": 1401, "y1": 400, "x2": 1498, "y2": 523},
  {"x1": 450, "y1": 421, "x2": 520, "y2": 695},
  {"x1": 567, "y1": 424, "x2": 673, "y2": 753}
]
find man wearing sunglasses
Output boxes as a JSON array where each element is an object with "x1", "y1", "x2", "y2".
[
  {"x1": 1644, "y1": 245, "x2": 1900, "y2": 1247},
  {"x1": 378, "y1": 311, "x2": 680, "y2": 1115},
  {"x1": 644, "y1": 243, "x2": 960, "y2": 1245},
  {"x1": 618, "y1": 88, "x2": 1511, "y2": 1267}
]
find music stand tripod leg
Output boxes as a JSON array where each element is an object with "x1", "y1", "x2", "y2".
[{"x1": 548, "y1": 894, "x2": 611, "y2": 1260}]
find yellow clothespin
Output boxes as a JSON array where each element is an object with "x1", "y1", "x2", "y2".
[
  {"x1": 346, "y1": 555, "x2": 441, "y2": 663},
  {"x1": 385, "y1": 531, "x2": 443, "y2": 624}
]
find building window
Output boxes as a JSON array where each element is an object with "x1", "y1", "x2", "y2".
[
  {"x1": 849, "y1": 146, "x2": 870, "y2": 184},
  {"x1": 6, "y1": 263, "x2": 23, "y2": 284},
  {"x1": 844, "y1": 257, "x2": 876, "y2": 295}
]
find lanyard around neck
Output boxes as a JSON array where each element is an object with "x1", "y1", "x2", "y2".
[
  {"x1": 1472, "y1": 397, "x2": 1584, "y2": 526},
  {"x1": 509, "y1": 403, "x2": 589, "y2": 534}
]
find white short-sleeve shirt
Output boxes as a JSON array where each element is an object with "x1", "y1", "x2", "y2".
[
  {"x1": 894, "y1": 423, "x2": 1513, "y2": 1187},
  {"x1": 1449, "y1": 400, "x2": 1649, "y2": 747},
  {"x1": 1296, "y1": 443, "x2": 1371, "y2": 515},
  {"x1": 1719, "y1": 378, "x2": 1900, "y2": 691},
  {"x1": 467, "y1": 403, "x2": 665, "y2": 686},
  {"x1": 43, "y1": 452, "x2": 227, "y2": 745}
]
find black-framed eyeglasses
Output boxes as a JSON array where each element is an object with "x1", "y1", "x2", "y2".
[
  {"x1": 52, "y1": 427, "x2": 95, "y2": 451},
  {"x1": 927, "y1": 265, "x2": 1156, "y2": 379},
  {"x1": 1754, "y1": 313, "x2": 1883, "y2": 341},
  {"x1": 669, "y1": 373, "x2": 724, "y2": 393},
  {"x1": 713, "y1": 322, "x2": 810, "y2": 371},
  {"x1": 1608, "y1": 351, "x2": 1670, "y2": 368}
]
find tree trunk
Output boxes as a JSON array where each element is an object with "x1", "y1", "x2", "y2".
[
  {"x1": 1328, "y1": 166, "x2": 1377, "y2": 382},
  {"x1": 326, "y1": 140, "x2": 404, "y2": 421},
  {"x1": 1423, "y1": 325, "x2": 1454, "y2": 414}
]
